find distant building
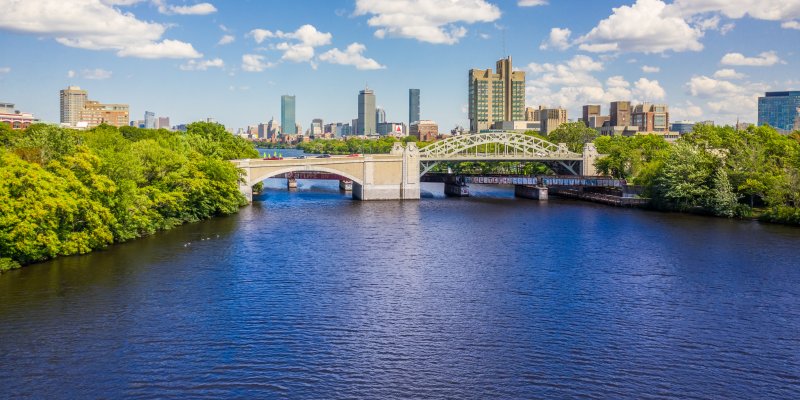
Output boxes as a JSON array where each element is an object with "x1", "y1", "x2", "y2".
[
  {"x1": 632, "y1": 103, "x2": 669, "y2": 132},
  {"x1": 670, "y1": 120, "x2": 695, "y2": 134},
  {"x1": 375, "y1": 107, "x2": 386, "y2": 125},
  {"x1": 310, "y1": 119, "x2": 323, "y2": 137},
  {"x1": 697, "y1": 120, "x2": 715, "y2": 127},
  {"x1": 174, "y1": 124, "x2": 188, "y2": 132},
  {"x1": 60, "y1": 86, "x2": 88, "y2": 126},
  {"x1": 582, "y1": 105, "x2": 601, "y2": 126},
  {"x1": 610, "y1": 101, "x2": 631, "y2": 127},
  {"x1": 411, "y1": 120, "x2": 438, "y2": 142},
  {"x1": 599, "y1": 125, "x2": 640, "y2": 137},
  {"x1": 491, "y1": 120, "x2": 541, "y2": 133},
  {"x1": 525, "y1": 107, "x2": 537, "y2": 122},
  {"x1": 144, "y1": 111, "x2": 156, "y2": 129},
  {"x1": 378, "y1": 122, "x2": 406, "y2": 136},
  {"x1": 358, "y1": 88, "x2": 376, "y2": 135},
  {"x1": 267, "y1": 118, "x2": 280, "y2": 139},
  {"x1": 351, "y1": 118, "x2": 360, "y2": 135},
  {"x1": 0, "y1": 102, "x2": 37, "y2": 130},
  {"x1": 80, "y1": 100, "x2": 130, "y2": 128},
  {"x1": 409, "y1": 89, "x2": 420, "y2": 126},
  {"x1": 758, "y1": 91, "x2": 800, "y2": 133},
  {"x1": 281, "y1": 95, "x2": 296, "y2": 135},
  {"x1": 468, "y1": 56, "x2": 525, "y2": 132},
  {"x1": 540, "y1": 108, "x2": 568, "y2": 135},
  {"x1": 156, "y1": 117, "x2": 170, "y2": 130}
]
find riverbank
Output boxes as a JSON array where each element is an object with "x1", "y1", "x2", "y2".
[{"x1": 0, "y1": 122, "x2": 258, "y2": 271}]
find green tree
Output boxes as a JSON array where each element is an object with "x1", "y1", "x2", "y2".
[{"x1": 547, "y1": 122, "x2": 599, "y2": 153}]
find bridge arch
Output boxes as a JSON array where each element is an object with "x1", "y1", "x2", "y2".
[
  {"x1": 419, "y1": 132, "x2": 578, "y2": 160},
  {"x1": 248, "y1": 165, "x2": 364, "y2": 186}
]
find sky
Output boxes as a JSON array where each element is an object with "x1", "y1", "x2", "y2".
[{"x1": 0, "y1": 0, "x2": 799, "y2": 131}]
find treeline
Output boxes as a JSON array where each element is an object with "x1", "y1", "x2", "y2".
[
  {"x1": 593, "y1": 125, "x2": 800, "y2": 222},
  {"x1": 297, "y1": 136, "x2": 425, "y2": 154},
  {"x1": 0, "y1": 122, "x2": 257, "y2": 272}
]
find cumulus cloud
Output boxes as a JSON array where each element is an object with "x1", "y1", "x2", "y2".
[
  {"x1": 180, "y1": 58, "x2": 224, "y2": 71},
  {"x1": 218, "y1": 34, "x2": 235, "y2": 45},
  {"x1": 117, "y1": 39, "x2": 202, "y2": 59},
  {"x1": 81, "y1": 68, "x2": 113, "y2": 80},
  {"x1": 0, "y1": 67, "x2": 10, "y2": 74},
  {"x1": 241, "y1": 54, "x2": 275, "y2": 72},
  {"x1": 633, "y1": 78, "x2": 666, "y2": 100},
  {"x1": 641, "y1": 65, "x2": 660, "y2": 73},
  {"x1": 685, "y1": 74, "x2": 767, "y2": 122},
  {"x1": 354, "y1": 0, "x2": 501, "y2": 44},
  {"x1": 319, "y1": 43, "x2": 386, "y2": 70},
  {"x1": 577, "y1": 0, "x2": 704, "y2": 54},
  {"x1": 247, "y1": 24, "x2": 332, "y2": 63},
  {"x1": 0, "y1": 0, "x2": 201, "y2": 59},
  {"x1": 539, "y1": 28, "x2": 572, "y2": 51},
  {"x1": 670, "y1": 0, "x2": 800, "y2": 21},
  {"x1": 783, "y1": 20, "x2": 800, "y2": 29},
  {"x1": 713, "y1": 68, "x2": 746, "y2": 79},
  {"x1": 720, "y1": 51, "x2": 782, "y2": 66},
  {"x1": 518, "y1": 0, "x2": 548, "y2": 6},
  {"x1": 164, "y1": 3, "x2": 217, "y2": 15},
  {"x1": 671, "y1": 101, "x2": 705, "y2": 120}
]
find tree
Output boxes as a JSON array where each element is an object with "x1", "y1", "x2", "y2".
[
  {"x1": 706, "y1": 167, "x2": 740, "y2": 217},
  {"x1": 547, "y1": 122, "x2": 599, "y2": 153}
]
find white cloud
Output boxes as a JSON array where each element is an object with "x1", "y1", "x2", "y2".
[
  {"x1": 319, "y1": 43, "x2": 386, "y2": 70},
  {"x1": 670, "y1": 0, "x2": 800, "y2": 21},
  {"x1": 0, "y1": 67, "x2": 10, "y2": 74},
  {"x1": 518, "y1": 0, "x2": 548, "y2": 6},
  {"x1": 539, "y1": 28, "x2": 571, "y2": 51},
  {"x1": 117, "y1": 39, "x2": 202, "y2": 59},
  {"x1": 81, "y1": 68, "x2": 113, "y2": 80},
  {"x1": 241, "y1": 54, "x2": 275, "y2": 72},
  {"x1": 180, "y1": 58, "x2": 224, "y2": 71},
  {"x1": 671, "y1": 101, "x2": 705, "y2": 120},
  {"x1": 720, "y1": 51, "x2": 782, "y2": 66},
  {"x1": 0, "y1": 0, "x2": 201, "y2": 59},
  {"x1": 577, "y1": 0, "x2": 704, "y2": 54},
  {"x1": 164, "y1": 2, "x2": 217, "y2": 15},
  {"x1": 712, "y1": 68, "x2": 746, "y2": 79},
  {"x1": 247, "y1": 25, "x2": 332, "y2": 63},
  {"x1": 354, "y1": 0, "x2": 501, "y2": 44},
  {"x1": 633, "y1": 77, "x2": 666, "y2": 100},
  {"x1": 782, "y1": 20, "x2": 800, "y2": 30},
  {"x1": 641, "y1": 65, "x2": 660, "y2": 73},
  {"x1": 685, "y1": 75, "x2": 767, "y2": 122},
  {"x1": 67, "y1": 70, "x2": 75, "y2": 78},
  {"x1": 218, "y1": 34, "x2": 235, "y2": 45}
]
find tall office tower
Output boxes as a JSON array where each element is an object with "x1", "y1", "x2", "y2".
[
  {"x1": 758, "y1": 91, "x2": 800, "y2": 133},
  {"x1": 468, "y1": 56, "x2": 526, "y2": 132},
  {"x1": 281, "y1": 95, "x2": 296, "y2": 135},
  {"x1": 358, "y1": 88, "x2": 376, "y2": 135},
  {"x1": 60, "y1": 86, "x2": 88, "y2": 126},
  {"x1": 632, "y1": 103, "x2": 669, "y2": 132},
  {"x1": 582, "y1": 105, "x2": 601, "y2": 126},
  {"x1": 409, "y1": 88, "x2": 420, "y2": 126},
  {"x1": 144, "y1": 111, "x2": 156, "y2": 129},
  {"x1": 375, "y1": 107, "x2": 386, "y2": 125},
  {"x1": 610, "y1": 101, "x2": 631, "y2": 126}
]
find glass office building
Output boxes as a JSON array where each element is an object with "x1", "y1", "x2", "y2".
[
  {"x1": 281, "y1": 95, "x2": 296, "y2": 135},
  {"x1": 758, "y1": 91, "x2": 800, "y2": 133}
]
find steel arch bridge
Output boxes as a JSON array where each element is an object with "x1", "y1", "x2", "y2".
[{"x1": 418, "y1": 132, "x2": 585, "y2": 175}]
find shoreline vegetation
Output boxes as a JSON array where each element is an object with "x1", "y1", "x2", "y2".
[
  {"x1": 0, "y1": 122, "x2": 257, "y2": 272},
  {"x1": 2, "y1": 122, "x2": 799, "y2": 272}
]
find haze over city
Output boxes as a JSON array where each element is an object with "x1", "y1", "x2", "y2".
[{"x1": 1, "y1": 0, "x2": 799, "y2": 130}]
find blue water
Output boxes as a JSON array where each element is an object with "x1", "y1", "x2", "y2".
[{"x1": 1, "y1": 180, "x2": 799, "y2": 399}]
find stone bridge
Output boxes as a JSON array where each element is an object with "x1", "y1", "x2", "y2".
[{"x1": 232, "y1": 132, "x2": 602, "y2": 202}]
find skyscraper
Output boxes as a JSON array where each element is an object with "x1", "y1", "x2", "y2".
[
  {"x1": 610, "y1": 101, "x2": 631, "y2": 127},
  {"x1": 375, "y1": 107, "x2": 386, "y2": 124},
  {"x1": 409, "y1": 89, "x2": 420, "y2": 126},
  {"x1": 468, "y1": 56, "x2": 525, "y2": 132},
  {"x1": 358, "y1": 88, "x2": 376, "y2": 135},
  {"x1": 144, "y1": 111, "x2": 156, "y2": 129},
  {"x1": 60, "y1": 86, "x2": 87, "y2": 126},
  {"x1": 758, "y1": 91, "x2": 800, "y2": 133},
  {"x1": 281, "y1": 95, "x2": 296, "y2": 135}
]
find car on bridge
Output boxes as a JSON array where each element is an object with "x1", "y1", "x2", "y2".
[
  {"x1": 347, "y1": 153, "x2": 361, "y2": 157},
  {"x1": 315, "y1": 154, "x2": 332, "y2": 158},
  {"x1": 295, "y1": 155, "x2": 306, "y2": 159}
]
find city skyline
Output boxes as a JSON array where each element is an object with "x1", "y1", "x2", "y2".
[{"x1": 1, "y1": 0, "x2": 799, "y2": 130}]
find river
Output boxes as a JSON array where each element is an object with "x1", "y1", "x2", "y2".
[{"x1": 1, "y1": 152, "x2": 799, "y2": 398}]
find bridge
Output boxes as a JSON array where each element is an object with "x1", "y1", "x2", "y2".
[{"x1": 232, "y1": 132, "x2": 603, "y2": 202}]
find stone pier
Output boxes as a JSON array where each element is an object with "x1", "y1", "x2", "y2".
[
  {"x1": 515, "y1": 185, "x2": 548, "y2": 200},
  {"x1": 339, "y1": 180, "x2": 353, "y2": 191}
]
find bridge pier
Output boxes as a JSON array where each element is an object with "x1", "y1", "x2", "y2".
[
  {"x1": 287, "y1": 177, "x2": 297, "y2": 189},
  {"x1": 339, "y1": 180, "x2": 353, "y2": 191},
  {"x1": 515, "y1": 185, "x2": 548, "y2": 200},
  {"x1": 444, "y1": 175, "x2": 469, "y2": 197}
]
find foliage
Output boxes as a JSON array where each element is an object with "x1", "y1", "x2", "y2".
[
  {"x1": 0, "y1": 257, "x2": 20, "y2": 273},
  {"x1": 297, "y1": 136, "x2": 431, "y2": 155},
  {"x1": 594, "y1": 125, "x2": 800, "y2": 222},
  {"x1": 0, "y1": 123, "x2": 257, "y2": 266},
  {"x1": 547, "y1": 122, "x2": 599, "y2": 153}
]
